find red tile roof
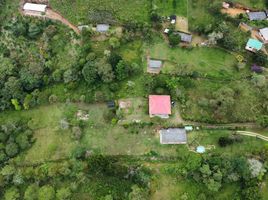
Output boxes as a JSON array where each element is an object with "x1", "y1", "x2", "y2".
[{"x1": 149, "y1": 95, "x2": 171, "y2": 115}]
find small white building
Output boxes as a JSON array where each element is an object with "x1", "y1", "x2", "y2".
[
  {"x1": 164, "y1": 28, "x2": 169, "y2": 34},
  {"x1": 171, "y1": 19, "x2": 176, "y2": 24},
  {"x1": 23, "y1": 3, "x2": 47, "y2": 13}
]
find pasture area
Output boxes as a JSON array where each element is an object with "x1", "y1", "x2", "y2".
[
  {"x1": 149, "y1": 41, "x2": 240, "y2": 78},
  {"x1": 152, "y1": 0, "x2": 188, "y2": 17},
  {"x1": 180, "y1": 78, "x2": 262, "y2": 123},
  {"x1": 2, "y1": 103, "x2": 181, "y2": 164},
  {"x1": 50, "y1": 0, "x2": 150, "y2": 24}
]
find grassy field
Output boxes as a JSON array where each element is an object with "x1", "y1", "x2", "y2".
[
  {"x1": 149, "y1": 41, "x2": 241, "y2": 78},
  {"x1": 50, "y1": 0, "x2": 150, "y2": 25},
  {"x1": 152, "y1": 0, "x2": 188, "y2": 17}
]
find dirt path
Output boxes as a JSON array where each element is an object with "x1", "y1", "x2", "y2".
[
  {"x1": 46, "y1": 9, "x2": 80, "y2": 34},
  {"x1": 221, "y1": 8, "x2": 246, "y2": 17},
  {"x1": 20, "y1": 3, "x2": 80, "y2": 34},
  {"x1": 236, "y1": 131, "x2": 268, "y2": 141}
]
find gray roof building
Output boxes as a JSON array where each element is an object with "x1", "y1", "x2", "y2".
[
  {"x1": 175, "y1": 31, "x2": 192, "y2": 43},
  {"x1": 96, "y1": 24, "x2": 110, "y2": 32},
  {"x1": 259, "y1": 27, "x2": 268, "y2": 41},
  {"x1": 247, "y1": 12, "x2": 267, "y2": 21},
  {"x1": 160, "y1": 128, "x2": 187, "y2": 144},
  {"x1": 149, "y1": 59, "x2": 162, "y2": 68}
]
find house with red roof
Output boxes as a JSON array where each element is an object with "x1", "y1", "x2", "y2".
[{"x1": 149, "y1": 95, "x2": 171, "y2": 118}]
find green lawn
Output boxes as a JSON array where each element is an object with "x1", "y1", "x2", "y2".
[
  {"x1": 50, "y1": 0, "x2": 150, "y2": 25},
  {"x1": 152, "y1": 0, "x2": 188, "y2": 17},
  {"x1": 149, "y1": 42, "x2": 240, "y2": 78},
  {"x1": 188, "y1": 130, "x2": 267, "y2": 156}
]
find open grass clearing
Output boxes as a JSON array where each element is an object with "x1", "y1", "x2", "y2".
[
  {"x1": 187, "y1": 130, "x2": 267, "y2": 155},
  {"x1": 50, "y1": 0, "x2": 150, "y2": 25},
  {"x1": 152, "y1": 0, "x2": 188, "y2": 17},
  {"x1": 180, "y1": 79, "x2": 262, "y2": 122},
  {"x1": 149, "y1": 41, "x2": 244, "y2": 78}
]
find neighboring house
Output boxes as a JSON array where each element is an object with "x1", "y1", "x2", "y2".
[
  {"x1": 164, "y1": 28, "x2": 169, "y2": 34},
  {"x1": 259, "y1": 28, "x2": 268, "y2": 43},
  {"x1": 23, "y1": 3, "x2": 47, "y2": 13},
  {"x1": 239, "y1": 22, "x2": 252, "y2": 32},
  {"x1": 247, "y1": 11, "x2": 267, "y2": 21},
  {"x1": 160, "y1": 128, "x2": 187, "y2": 144},
  {"x1": 96, "y1": 24, "x2": 110, "y2": 33},
  {"x1": 175, "y1": 31, "x2": 192, "y2": 43},
  {"x1": 149, "y1": 95, "x2": 171, "y2": 118},
  {"x1": 245, "y1": 38, "x2": 263, "y2": 52},
  {"x1": 147, "y1": 59, "x2": 163, "y2": 74}
]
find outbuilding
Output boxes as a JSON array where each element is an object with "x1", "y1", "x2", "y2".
[
  {"x1": 160, "y1": 128, "x2": 187, "y2": 144},
  {"x1": 259, "y1": 28, "x2": 268, "y2": 43},
  {"x1": 175, "y1": 31, "x2": 192, "y2": 43},
  {"x1": 247, "y1": 11, "x2": 267, "y2": 21},
  {"x1": 96, "y1": 24, "x2": 110, "y2": 33},
  {"x1": 23, "y1": 3, "x2": 47, "y2": 13},
  {"x1": 147, "y1": 59, "x2": 163, "y2": 74}
]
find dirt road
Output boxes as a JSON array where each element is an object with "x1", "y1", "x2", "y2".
[{"x1": 21, "y1": 4, "x2": 80, "y2": 34}]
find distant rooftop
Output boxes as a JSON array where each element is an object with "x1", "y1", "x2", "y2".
[
  {"x1": 175, "y1": 31, "x2": 192, "y2": 43},
  {"x1": 23, "y1": 3, "x2": 47, "y2": 12},
  {"x1": 96, "y1": 24, "x2": 110, "y2": 32},
  {"x1": 160, "y1": 128, "x2": 187, "y2": 144},
  {"x1": 259, "y1": 27, "x2": 268, "y2": 41},
  {"x1": 247, "y1": 11, "x2": 267, "y2": 20},
  {"x1": 149, "y1": 59, "x2": 162, "y2": 68}
]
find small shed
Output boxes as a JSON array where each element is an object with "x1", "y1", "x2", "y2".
[
  {"x1": 185, "y1": 126, "x2": 193, "y2": 131},
  {"x1": 196, "y1": 146, "x2": 206, "y2": 153},
  {"x1": 96, "y1": 24, "x2": 110, "y2": 33},
  {"x1": 160, "y1": 128, "x2": 187, "y2": 144},
  {"x1": 107, "y1": 100, "x2": 116, "y2": 108},
  {"x1": 259, "y1": 28, "x2": 268, "y2": 42},
  {"x1": 247, "y1": 11, "x2": 267, "y2": 21},
  {"x1": 175, "y1": 31, "x2": 192, "y2": 43},
  {"x1": 170, "y1": 15, "x2": 176, "y2": 24},
  {"x1": 147, "y1": 59, "x2": 163, "y2": 74},
  {"x1": 23, "y1": 3, "x2": 47, "y2": 12},
  {"x1": 239, "y1": 22, "x2": 252, "y2": 32},
  {"x1": 245, "y1": 38, "x2": 263, "y2": 52}
]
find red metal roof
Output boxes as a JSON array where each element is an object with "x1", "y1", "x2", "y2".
[{"x1": 149, "y1": 95, "x2": 171, "y2": 115}]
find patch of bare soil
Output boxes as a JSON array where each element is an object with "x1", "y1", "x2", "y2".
[
  {"x1": 221, "y1": 8, "x2": 246, "y2": 17},
  {"x1": 175, "y1": 16, "x2": 188, "y2": 32}
]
